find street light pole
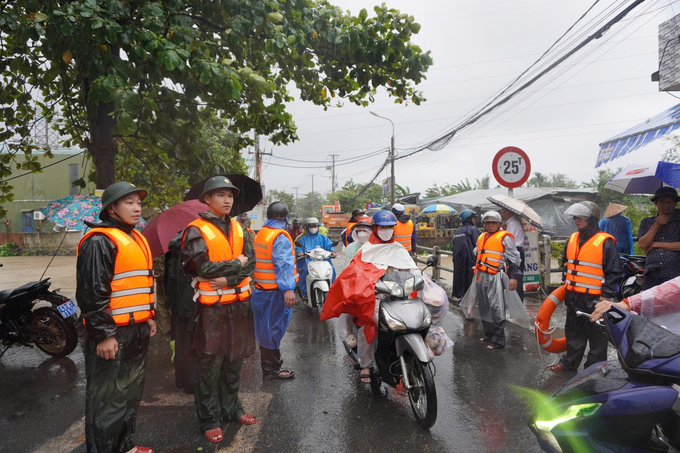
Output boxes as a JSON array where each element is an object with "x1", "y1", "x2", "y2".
[{"x1": 370, "y1": 111, "x2": 396, "y2": 205}]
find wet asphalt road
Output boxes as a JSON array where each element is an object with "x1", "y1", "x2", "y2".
[{"x1": 0, "y1": 255, "x2": 577, "y2": 453}]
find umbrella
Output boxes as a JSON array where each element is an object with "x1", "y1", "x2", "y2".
[
  {"x1": 421, "y1": 204, "x2": 456, "y2": 214},
  {"x1": 487, "y1": 194, "x2": 543, "y2": 229},
  {"x1": 183, "y1": 173, "x2": 263, "y2": 216},
  {"x1": 141, "y1": 199, "x2": 206, "y2": 258},
  {"x1": 603, "y1": 161, "x2": 680, "y2": 194},
  {"x1": 40, "y1": 195, "x2": 147, "y2": 231}
]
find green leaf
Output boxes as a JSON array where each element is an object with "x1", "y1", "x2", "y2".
[
  {"x1": 164, "y1": 50, "x2": 180, "y2": 70},
  {"x1": 105, "y1": 26, "x2": 117, "y2": 44},
  {"x1": 359, "y1": 8, "x2": 368, "y2": 21},
  {"x1": 92, "y1": 19, "x2": 103, "y2": 29},
  {"x1": 34, "y1": 12, "x2": 48, "y2": 22},
  {"x1": 103, "y1": 75, "x2": 117, "y2": 92},
  {"x1": 200, "y1": 66, "x2": 212, "y2": 85}
]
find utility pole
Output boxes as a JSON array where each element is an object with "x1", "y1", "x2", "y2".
[
  {"x1": 370, "y1": 112, "x2": 396, "y2": 205},
  {"x1": 292, "y1": 186, "x2": 300, "y2": 217},
  {"x1": 249, "y1": 132, "x2": 271, "y2": 226},
  {"x1": 327, "y1": 154, "x2": 339, "y2": 197}
]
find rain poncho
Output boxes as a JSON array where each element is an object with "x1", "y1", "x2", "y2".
[
  {"x1": 599, "y1": 214, "x2": 634, "y2": 255},
  {"x1": 460, "y1": 234, "x2": 531, "y2": 346},
  {"x1": 344, "y1": 225, "x2": 371, "y2": 265},
  {"x1": 250, "y1": 218, "x2": 298, "y2": 349},
  {"x1": 295, "y1": 230, "x2": 336, "y2": 297},
  {"x1": 625, "y1": 275, "x2": 680, "y2": 335},
  {"x1": 452, "y1": 222, "x2": 480, "y2": 298}
]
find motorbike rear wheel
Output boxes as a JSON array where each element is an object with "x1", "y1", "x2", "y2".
[
  {"x1": 314, "y1": 288, "x2": 326, "y2": 313},
  {"x1": 30, "y1": 307, "x2": 78, "y2": 358},
  {"x1": 404, "y1": 352, "x2": 437, "y2": 429}
]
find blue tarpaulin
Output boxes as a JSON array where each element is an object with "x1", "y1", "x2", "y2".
[{"x1": 596, "y1": 103, "x2": 680, "y2": 168}]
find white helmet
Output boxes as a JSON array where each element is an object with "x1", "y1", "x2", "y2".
[
  {"x1": 564, "y1": 202, "x2": 601, "y2": 220},
  {"x1": 303, "y1": 217, "x2": 319, "y2": 228},
  {"x1": 391, "y1": 203, "x2": 405, "y2": 215},
  {"x1": 481, "y1": 210, "x2": 502, "y2": 223}
]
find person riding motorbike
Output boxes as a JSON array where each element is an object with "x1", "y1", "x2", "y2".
[
  {"x1": 295, "y1": 217, "x2": 336, "y2": 299},
  {"x1": 345, "y1": 216, "x2": 372, "y2": 265},
  {"x1": 342, "y1": 209, "x2": 366, "y2": 246}
]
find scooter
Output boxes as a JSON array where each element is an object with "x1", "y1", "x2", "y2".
[
  {"x1": 618, "y1": 254, "x2": 645, "y2": 300},
  {"x1": 296, "y1": 245, "x2": 334, "y2": 312},
  {"x1": 0, "y1": 264, "x2": 80, "y2": 359},
  {"x1": 343, "y1": 257, "x2": 438, "y2": 429},
  {"x1": 530, "y1": 305, "x2": 680, "y2": 453}
]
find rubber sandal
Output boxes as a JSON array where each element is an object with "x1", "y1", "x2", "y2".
[
  {"x1": 237, "y1": 414, "x2": 257, "y2": 425},
  {"x1": 360, "y1": 370, "x2": 371, "y2": 384},
  {"x1": 550, "y1": 363, "x2": 566, "y2": 372},
  {"x1": 129, "y1": 448, "x2": 155, "y2": 453},
  {"x1": 263, "y1": 370, "x2": 295, "y2": 380},
  {"x1": 204, "y1": 427, "x2": 223, "y2": 443}
]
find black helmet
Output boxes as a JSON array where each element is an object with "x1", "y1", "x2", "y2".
[
  {"x1": 351, "y1": 209, "x2": 365, "y2": 218},
  {"x1": 199, "y1": 176, "x2": 240, "y2": 203},
  {"x1": 99, "y1": 182, "x2": 147, "y2": 220},
  {"x1": 267, "y1": 201, "x2": 289, "y2": 219}
]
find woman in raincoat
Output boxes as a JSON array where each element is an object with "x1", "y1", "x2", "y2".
[{"x1": 461, "y1": 211, "x2": 523, "y2": 350}]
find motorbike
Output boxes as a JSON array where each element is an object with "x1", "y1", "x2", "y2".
[
  {"x1": 0, "y1": 264, "x2": 80, "y2": 359},
  {"x1": 618, "y1": 254, "x2": 645, "y2": 300},
  {"x1": 295, "y1": 243, "x2": 335, "y2": 312},
  {"x1": 343, "y1": 257, "x2": 438, "y2": 429},
  {"x1": 530, "y1": 305, "x2": 680, "y2": 453}
]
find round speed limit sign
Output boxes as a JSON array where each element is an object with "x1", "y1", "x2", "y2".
[{"x1": 492, "y1": 146, "x2": 531, "y2": 188}]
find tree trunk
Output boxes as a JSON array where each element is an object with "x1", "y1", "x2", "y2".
[{"x1": 86, "y1": 100, "x2": 118, "y2": 189}]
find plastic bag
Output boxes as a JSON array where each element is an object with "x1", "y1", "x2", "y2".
[
  {"x1": 425, "y1": 325, "x2": 454, "y2": 356},
  {"x1": 418, "y1": 273, "x2": 449, "y2": 324}
]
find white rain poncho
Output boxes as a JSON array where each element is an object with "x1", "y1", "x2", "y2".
[
  {"x1": 625, "y1": 275, "x2": 680, "y2": 335},
  {"x1": 459, "y1": 235, "x2": 532, "y2": 330}
]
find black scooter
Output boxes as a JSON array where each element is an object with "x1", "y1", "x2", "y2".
[{"x1": 0, "y1": 264, "x2": 79, "y2": 358}]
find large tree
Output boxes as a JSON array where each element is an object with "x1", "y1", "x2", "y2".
[
  {"x1": 329, "y1": 178, "x2": 383, "y2": 212},
  {"x1": 0, "y1": 0, "x2": 432, "y2": 217}
]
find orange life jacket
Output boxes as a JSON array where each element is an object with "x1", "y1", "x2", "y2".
[
  {"x1": 394, "y1": 219, "x2": 414, "y2": 252},
  {"x1": 253, "y1": 227, "x2": 299, "y2": 290},
  {"x1": 565, "y1": 231, "x2": 614, "y2": 296},
  {"x1": 78, "y1": 228, "x2": 155, "y2": 326},
  {"x1": 475, "y1": 230, "x2": 513, "y2": 275},
  {"x1": 182, "y1": 218, "x2": 251, "y2": 305}
]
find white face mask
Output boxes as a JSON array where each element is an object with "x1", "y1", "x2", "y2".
[
  {"x1": 356, "y1": 230, "x2": 370, "y2": 244},
  {"x1": 308, "y1": 227, "x2": 319, "y2": 235},
  {"x1": 377, "y1": 229, "x2": 394, "y2": 242}
]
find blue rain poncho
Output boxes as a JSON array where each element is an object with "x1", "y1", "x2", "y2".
[
  {"x1": 295, "y1": 231, "x2": 336, "y2": 297},
  {"x1": 599, "y1": 215, "x2": 634, "y2": 255},
  {"x1": 250, "y1": 219, "x2": 298, "y2": 349}
]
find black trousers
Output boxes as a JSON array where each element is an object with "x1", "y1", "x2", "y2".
[
  {"x1": 481, "y1": 319, "x2": 506, "y2": 348},
  {"x1": 260, "y1": 345, "x2": 284, "y2": 377},
  {"x1": 559, "y1": 298, "x2": 608, "y2": 371},
  {"x1": 84, "y1": 322, "x2": 150, "y2": 453},
  {"x1": 171, "y1": 314, "x2": 196, "y2": 394},
  {"x1": 516, "y1": 246, "x2": 525, "y2": 302}
]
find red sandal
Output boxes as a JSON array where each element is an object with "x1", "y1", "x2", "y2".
[
  {"x1": 236, "y1": 414, "x2": 257, "y2": 425},
  {"x1": 204, "y1": 427, "x2": 223, "y2": 443},
  {"x1": 130, "y1": 448, "x2": 155, "y2": 453}
]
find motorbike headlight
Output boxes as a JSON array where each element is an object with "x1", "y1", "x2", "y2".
[
  {"x1": 382, "y1": 307, "x2": 407, "y2": 331},
  {"x1": 422, "y1": 310, "x2": 432, "y2": 327},
  {"x1": 383, "y1": 281, "x2": 404, "y2": 298},
  {"x1": 534, "y1": 403, "x2": 601, "y2": 433},
  {"x1": 404, "y1": 277, "x2": 415, "y2": 294},
  {"x1": 310, "y1": 268, "x2": 319, "y2": 278}
]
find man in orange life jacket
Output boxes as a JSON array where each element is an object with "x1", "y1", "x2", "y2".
[
  {"x1": 76, "y1": 181, "x2": 156, "y2": 453},
  {"x1": 181, "y1": 176, "x2": 257, "y2": 443},
  {"x1": 392, "y1": 203, "x2": 417, "y2": 256},
  {"x1": 551, "y1": 201, "x2": 622, "y2": 372},
  {"x1": 252, "y1": 201, "x2": 298, "y2": 379}
]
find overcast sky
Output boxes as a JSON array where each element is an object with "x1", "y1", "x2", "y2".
[{"x1": 247, "y1": 0, "x2": 680, "y2": 202}]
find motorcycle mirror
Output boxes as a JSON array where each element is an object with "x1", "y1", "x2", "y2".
[
  {"x1": 413, "y1": 276, "x2": 425, "y2": 292},
  {"x1": 294, "y1": 240, "x2": 303, "y2": 247},
  {"x1": 332, "y1": 240, "x2": 339, "y2": 247},
  {"x1": 426, "y1": 255, "x2": 436, "y2": 268}
]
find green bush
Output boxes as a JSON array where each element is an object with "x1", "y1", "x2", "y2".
[
  {"x1": 551, "y1": 241, "x2": 565, "y2": 261},
  {"x1": 0, "y1": 242, "x2": 22, "y2": 256}
]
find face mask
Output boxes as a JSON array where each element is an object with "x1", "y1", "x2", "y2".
[
  {"x1": 377, "y1": 229, "x2": 393, "y2": 242},
  {"x1": 308, "y1": 227, "x2": 319, "y2": 235},
  {"x1": 356, "y1": 231, "x2": 370, "y2": 244}
]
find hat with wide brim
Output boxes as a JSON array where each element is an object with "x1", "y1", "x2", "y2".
[
  {"x1": 198, "y1": 175, "x2": 241, "y2": 203},
  {"x1": 99, "y1": 182, "x2": 148, "y2": 220},
  {"x1": 651, "y1": 186, "x2": 680, "y2": 202},
  {"x1": 603, "y1": 203, "x2": 628, "y2": 218}
]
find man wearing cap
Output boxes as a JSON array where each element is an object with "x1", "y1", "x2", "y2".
[
  {"x1": 392, "y1": 203, "x2": 417, "y2": 256},
  {"x1": 237, "y1": 212, "x2": 256, "y2": 242},
  {"x1": 342, "y1": 208, "x2": 365, "y2": 246},
  {"x1": 599, "y1": 203, "x2": 634, "y2": 255},
  {"x1": 181, "y1": 176, "x2": 257, "y2": 443},
  {"x1": 638, "y1": 187, "x2": 680, "y2": 290},
  {"x1": 76, "y1": 182, "x2": 156, "y2": 453}
]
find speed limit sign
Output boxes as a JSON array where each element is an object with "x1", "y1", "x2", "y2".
[{"x1": 492, "y1": 146, "x2": 531, "y2": 188}]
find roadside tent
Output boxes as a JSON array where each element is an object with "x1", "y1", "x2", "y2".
[{"x1": 422, "y1": 187, "x2": 597, "y2": 237}]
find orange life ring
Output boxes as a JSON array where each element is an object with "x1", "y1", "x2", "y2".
[{"x1": 535, "y1": 285, "x2": 567, "y2": 353}]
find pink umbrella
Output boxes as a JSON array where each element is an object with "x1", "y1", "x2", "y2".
[{"x1": 141, "y1": 199, "x2": 206, "y2": 258}]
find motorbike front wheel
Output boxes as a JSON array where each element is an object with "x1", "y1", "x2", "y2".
[
  {"x1": 314, "y1": 288, "x2": 326, "y2": 313},
  {"x1": 30, "y1": 308, "x2": 78, "y2": 357},
  {"x1": 404, "y1": 352, "x2": 437, "y2": 429}
]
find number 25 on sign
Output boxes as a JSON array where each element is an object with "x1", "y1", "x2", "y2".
[{"x1": 492, "y1": 146, "x2": 531, "y2": 189}]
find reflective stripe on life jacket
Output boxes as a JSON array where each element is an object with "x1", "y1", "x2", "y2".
[
  {"x1": 78, "y1": 228, "x2": 155, "y2": 326},
  {"x1": 253, "y1": 227, "x2": 299, "y2": 290},
  {"x1": 182, "y1": 218, "x2": 251, "y2": 305},
  {"x1": 565, "y1": 231, "x2": 614, "y2": 296},
  {"x1": 475, "y1": 230, "x2": 512, "y2": 275},
  {"x1": 394, "y1": 219, "x2": 414, "y2": 252}
]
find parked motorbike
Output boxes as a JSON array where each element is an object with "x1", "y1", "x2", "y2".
[
  {"x1": 530, "y1": 305, "x2": 680, "y2": 452},
  {"x1": 296, "y1": 243, "x2": 335, "y2": 312},
  {"x1": 343, "y1": 257, "x2": 438, "y2": 429},
  {"x1": 618, "y1": 254, "x2": 645, "y2": 300},
  {"x1": 0, "y1": 264, "x2": 79, "y2": 359}
]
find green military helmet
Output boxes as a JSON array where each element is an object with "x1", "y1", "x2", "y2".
[
  {"x1": 99, "y1": 181, "x2": 148, "y2": 220},
  {"x1": 199, "y1": 175, "x2": 240, "y2": 203}
]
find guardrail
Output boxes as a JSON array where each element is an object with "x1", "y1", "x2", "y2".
[{"x1": 414, "y1": 245, "x2": 453, "y2": 281}]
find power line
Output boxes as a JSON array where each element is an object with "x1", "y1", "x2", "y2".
[{"x1": 1, "y1": 150, "x2": 86, "y2": 182}]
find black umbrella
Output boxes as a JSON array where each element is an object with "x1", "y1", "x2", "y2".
[{"x1": 184, "y1": 173, "x2": 263, "y2": 216}]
